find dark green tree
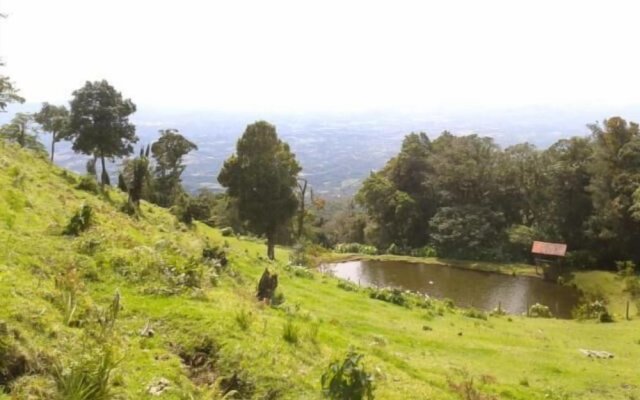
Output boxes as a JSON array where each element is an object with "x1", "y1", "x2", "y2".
[
  {"x1": 67, "y1": 80, "x2": 138, "y2": 186},
  {"x1": 218, "y1": 121, "x2": 301, "y2": 259},
  {"x1": 150, "y1": 129, "x2": 198, "y2": 207},
  {"x1": 0, "y1": 112, "x2": 45, "y2": 152},
  {"x1": 0, "y1": 60, "x2": 24, "y2": 112},
  {"x1": 34, "y1": 103, "x2": 70, "y2": 162}
]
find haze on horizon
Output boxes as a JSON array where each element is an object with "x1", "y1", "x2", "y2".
[{"x1": 2, "y1": 0, "x2": 640, "y2": 115}]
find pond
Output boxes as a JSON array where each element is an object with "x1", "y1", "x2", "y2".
[{"x1": 322, "y1": 260, "x2": 581, "y2": 318}]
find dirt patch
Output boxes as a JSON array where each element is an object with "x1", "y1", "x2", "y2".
[{"x1": 174, "y1": 336, "x2": 219, "y2": 386}]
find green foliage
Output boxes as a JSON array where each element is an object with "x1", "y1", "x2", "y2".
[
  {"x1": 615, "y1": 260, "x2": 636, "y2": 277},
  {"x1": 528, "y1": 303, "x2": 552, "y2": 318},
  {"x1": 33, "y1": 102, "x2": 70, "y2": 162},
  {"x1": 221, "y1": 226, "x2": 234, "y2": 237},
  {"x1": 67, "y1": 80, "x2": 138, "y2": 185},
  {"x1": 63, "y1": 204, "x2": 93, "y2": 236},
  {"x1": 463, "y1": 308, "x2": 488, "y2": 320},
  {"x1": 0, "y1": 64, "x2": 25, "y2": 111},
  {"x1": 150, "y1": 129, "x2": 198, "y2": 207},
  {"x1": 337, "y1": 280, "x2": 359, "y2": 292},
  {"x1": 369, "y1": 288, "x2": 408, "y2": 307},
  {"x1": 0, "y1": 113, "x2": 45, "y2": 153},
  {"x1": 334, "y1": 243, "x2": 377, "y2": 255},
  {"x1": 53, "y1": 347, "x2": 118, "y2": 400},
  {"x1": 218, "y1": 121, "x2": 301, "y2": 259},
  {"x1": 321, "y1": 350, "x2": 375, "y2": 400},
  {"x1": 76, "y1": 176, "x2": 100, "y2": 194}
]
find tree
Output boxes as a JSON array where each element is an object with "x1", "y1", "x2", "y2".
[
  {"x1": 296, "y1": 178, "x2": 308, "y2": 240},
  {"x1": 67, "y1": 80, "x2": 138, "y2": 186},
  {"x1": 218, "y1": 121, "x2": 301, "y2": 259},
  {"x1": 0, "y1": 61, "x2": 24, "y2": 112},
  {"x1": 34, "y1": 103, "x2": 70, "y2": 162},
  {"x1": 587, "y1": 117, "x2": 640, "y2": 264},
  {"x1": 0, "y1": 113, "x2": 45, "y2": 152},
  {"x1": 150, "y1": 129, "x2": 198, "y2": 207}
]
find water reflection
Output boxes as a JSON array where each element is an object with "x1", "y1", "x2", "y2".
[{"x1": 323, "y1": 260, "x2": 580, "y2": 318}]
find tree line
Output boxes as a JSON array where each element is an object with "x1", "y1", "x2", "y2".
[
  {"x1": 3, "y1": 67, "x2": 640, "y2": 267},
  {"x1": 352, "y1": 121, "x2": 640, "y2": 268}
]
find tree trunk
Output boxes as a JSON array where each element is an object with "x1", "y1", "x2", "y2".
[
  {"x1": 267, "y1": 233, "x2": 275, "y2": 260},
  {"x1": 297, "y1": 179, "x2": 308, "y2": 240},
  {"x1": 100, "y1": 153, "x2": 110, "y2": 186},
  {"x1": 50, "y1": 133, "x2": 56, "y2": 163}
]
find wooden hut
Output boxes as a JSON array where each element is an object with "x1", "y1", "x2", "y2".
[{"x1": 531, "y1": 241, "x2": 567, "y2": 279}]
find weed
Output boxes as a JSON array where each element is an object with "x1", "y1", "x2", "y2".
[
  {"x1": 321, "y1": 350, "x2": 375, "y2": 400},
  {"x1": 234, "y1": 309, "x2": 253, "y2": 331},
  {"x1": 447, "y1": 369, "x2": 497, "y2": 400},
  {"x1": 527, "y1": 303, "x2": 552, "y2": 318},
  {"x1": 282, "y1": 319, "x2": 300, "y2": 344},
  {"x1": 63, "y1": 204, "x2": 93, "y2": 236},
  {"x1": 463, "y1": 308, "x2": 488, "y2": 320},
  {"x1": 53, "y1": 347, "x2": 118, "y2": 400},
  {"x1": 337, "y1": 280, "x2": 359, "y2": 292}
]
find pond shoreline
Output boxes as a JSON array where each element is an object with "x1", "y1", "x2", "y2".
[{"x1": 317, "y1": 252, "x2": 541, "y2": 278}]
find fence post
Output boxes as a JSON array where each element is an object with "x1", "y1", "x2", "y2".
[{"x1": 626, "y1": 301, "x2": 630, "y2": 321}]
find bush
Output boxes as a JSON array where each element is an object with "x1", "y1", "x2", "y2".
[
  {"x1": 410, "y1": 246, "x2": 438, "y2": 258},
  {"x1": 337, "y1": 280, "x2": 359, "y2": 292},
  {"x1": 616, "y1": 260, "x2": 637, "y2": 277},
  {"x1": 369, "y1": 288, "x2": 408, "y2": 307},
  {"x1": 562, "y1": 250, "x2": 598, "y2": 269},
  {"x1": 624, "y1": 277, "x2": 640, "y2": 297},
  {"x1": 334, "y1": 243, "x2": 377, "y2": 255},
  {"x1": 271, "y1": 289, "x2": 286, "y2": 307},
  {"x1": 289, "y1": 241, "x2": 310, "y2": 266},
  {"x1": 63, "y1": 204, "x2": 93, "y2": 236},
  {"x1": 220, "y1": 227, "x2": 234, "y2": 237},
  {"x1": 573, "y1": 299, "x2": 609, "y2": 320},
  {"x1": 463, "y1": 308, "x2": 488, "y2": 320},
  {"x1": 76, "y1": 176, "x2": 100, "y2": 194},
  {"x1": 321, "y1": 350, "x2": 375, "y2": 400},
  {"x1": 527, "y1": 303, "x2": 552, "y2": 318}
]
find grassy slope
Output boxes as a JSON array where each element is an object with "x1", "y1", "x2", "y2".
[{"x1": 1, "y1": 142, "x2": 639, "y2": 400}]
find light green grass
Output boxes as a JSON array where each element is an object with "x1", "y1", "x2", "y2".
[{"x1": 1, "y1": 141, "x2": 639, "y2": 399}]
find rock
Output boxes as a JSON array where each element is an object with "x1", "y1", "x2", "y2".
[
  {"x1": 147, "y1": 377, "x2": 170, "y2": 396},
  {"x1": 139, "y1": 321, "x2": 155, "y2": 337},
  {"x1": 579, "y1": 349, "x2": 614, "y2": 359}
]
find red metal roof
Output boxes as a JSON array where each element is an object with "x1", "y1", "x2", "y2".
[{"x1": 531, "y1": 241, "x2": 567, "y2": 257}]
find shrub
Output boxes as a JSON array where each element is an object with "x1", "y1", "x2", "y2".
[
  {"x1": 624, "y1": 277, "x2": 640, "y2": 297},
  {"x1": 63, "y1": 204, "x2": 93, "y2": 236},
  {"x1": 562, "y1": 250, "x2": 597, "y2": 269},
  {"x1": 220, "y1": 227, "x2": 234, "y2": 237},
  {"x1": 463, "y1": 308, "x2": 488, "y2": 320},
  {"x1": 528, "y1": 303, "x2": 552, "y2": 318},
  {"x1": 616, "y1": 260, "x2": 636, "y2": 277},
  {"x1": 76, "y1": 176, "x2": 100, "y2": 194},
  {"x1": 270, "y1": 290, "x2": 286, "y2": 307},
  {"x1": 573, "y1": 299, "x2": 609, "y2": 320},
  {"x1": 282, "y1": 319, "x2": 300, "y2": 344},
  {"x1": 337, "y1": 280, "x2": 359, "y2": 292},
  {"x1": 285, "y1": 264, "x2": 314, "y2": 279},
  {"x1": 410, "y1": 246, "x2": 438, "y2": 258},
  {"x1": 321, "y1": 350, "x2": 375, "y2": 400},
  {"x1": 289, "y1": 241, "x2": 310, "y2": 266},
  {"x1": 334, "y1": 243, "x2": 377, "y2": 255},
  {"x1": 369, "y1": 288, "x2": 408, "y2": 307}
]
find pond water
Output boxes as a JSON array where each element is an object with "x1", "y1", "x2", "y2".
[{"x1": 322, "y1": 260, "x2": 581, "y2": 318}]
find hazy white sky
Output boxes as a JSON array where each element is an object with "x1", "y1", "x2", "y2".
[{"x1": 1, "y1": 0, "x2": 639, "y2": 113}]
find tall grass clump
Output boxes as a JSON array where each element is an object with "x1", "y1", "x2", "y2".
[
  {"x1": 282, "y1": 319, "x2": 300, "y2": 344},
  {"x1": 53, "y1": 347, "x2": 118, "y2": 400}
]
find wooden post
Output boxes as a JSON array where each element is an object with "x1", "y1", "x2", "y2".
[{"x1": 626, "y1": 301, "x2": 630, "y2": 321}]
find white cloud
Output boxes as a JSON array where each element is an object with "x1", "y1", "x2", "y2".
[{"x1": 1, "y1": 0, "x2": 639, "y2": 113}]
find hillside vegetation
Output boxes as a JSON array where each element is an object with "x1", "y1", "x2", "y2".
[{"x1": 1, "y1": 142, "x2": 640, "y2": 399}]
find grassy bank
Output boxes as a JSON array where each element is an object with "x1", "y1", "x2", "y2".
[{"x1": 2, "y1": 142, "x2": 640, "y2": 399}]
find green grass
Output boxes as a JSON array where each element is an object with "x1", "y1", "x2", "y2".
[{"x1": 1, "y1": 141, "x2": 640, "y2": 399}]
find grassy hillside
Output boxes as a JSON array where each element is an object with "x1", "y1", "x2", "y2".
[{"x1": 1, "y1": 141, "x2": 639, "y2": 399}]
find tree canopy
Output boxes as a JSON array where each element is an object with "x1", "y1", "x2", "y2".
[
  {"x1": 218, "y1": 121, "x2": 301, "y2": 259},
  {"x1": 67, "y1": 80, "x2": 138, "y2": 185}
]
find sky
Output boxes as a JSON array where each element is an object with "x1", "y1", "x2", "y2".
[{"x1": 1, "y1": 0, "x2": 640, "y2": 114}]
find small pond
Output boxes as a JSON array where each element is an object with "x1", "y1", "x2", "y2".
[{"x1": 322, "y1": 260, "x2": 581, "y2": 318}]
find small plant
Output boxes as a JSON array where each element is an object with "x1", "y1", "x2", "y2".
[
  {"x1": 573, "y1": 299, "x2": 609, "y2": 320},
  {"x1": 282, "y1": 319, "x2": 300, "y2": 344},
  {"x1": 463, "y1": 308, "x2": 488, "y2": 320},
  {"x1": 63, "y1": 204, "x2": 93, "y2": 236},
  {"x1": 337, "y1": 280, "x2": 359, "y2": 292},
  {"x1": 54, "y1": 347, "x2": 118, "y2": 400},
  {"x1": 334, "y1": 243, "x2": 378, "y2": 255},
  {"x1": 234, "y1": 309, "x2": 253, "y2": 331},
  {"x1": 615, "y1": 260, "x2": 636, "y2": 277},
  {"x1": 321, "y1": 350, "x2": 375, "y2": 400},
  {"x1": 271, "y1": 289, "x2": 286, "y2": 307},
  {"x1": 447, "y1": 369, "x2": 497, "y2": 400},
  {"x1": 97, "y1": 291, "x2": 121, "y2": 335},
  {"x1": 528, "y1": 303, "x2": 552, "y2": 318}
]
